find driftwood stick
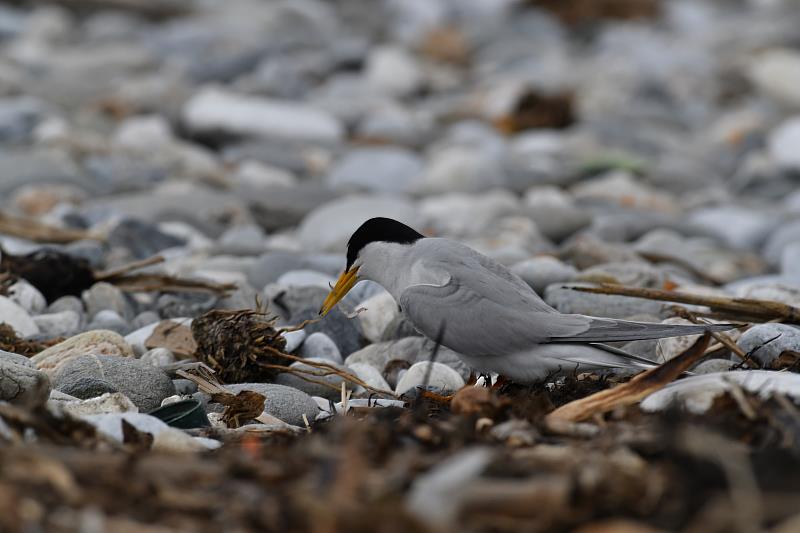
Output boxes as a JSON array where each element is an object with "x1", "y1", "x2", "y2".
[
  {"x1": 0, "y1": 213, "x2": 102, "y2": 244},
  {"x1": 570, "y1": 283, "x2": 800, "y2": 324}
]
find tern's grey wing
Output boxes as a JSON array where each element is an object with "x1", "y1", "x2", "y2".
[
  {"x1": 547, "y1": 317, "x2": 735, "y2": 343},
  {"x1": 398, "y1": 263, "x2": 590, "y2": 357}
]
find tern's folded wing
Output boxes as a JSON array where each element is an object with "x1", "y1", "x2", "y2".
[
  {"x1": 546, "y1": 317, "x2": 735, "y2": 343},
  {"x1": 398, "y1": 269, "x2": 589, "y2": 357}
]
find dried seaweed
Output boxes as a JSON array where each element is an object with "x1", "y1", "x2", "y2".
[{"x1": 192, "y1": 309, "x2": 289, "y2": 383}]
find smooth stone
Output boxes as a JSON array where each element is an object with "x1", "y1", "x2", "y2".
[
  {"x1": 781, "y1": 242, "x2": 800, "y2": 281},
  {"x1": 737, "y1": 324, "x2": 800, "y2": 366},
  {"x1": 183, "y1": 86, "x2": 343, "y2": 143},
  {"x1": 247, "y1": 251, "x2": 343, "y2": 289},
  {"x1": 217, "y1": 224, "x2": 268, "y2": 255},
  {"x1": 641, "y1": 371, "x2": 800, "y2": 415},
  {"x1": 692, "y1": 359, "x2": 736, "y2": 374},
  {"x1": 380, "y1": 313, "x2": 421, "y2": 341},
  {"x1": 357, "y1": 291, "x2": 399, "y2": 343},
  {"x1": 276, "y1": 270, "x2": 334, "y2": 289},
  {"x1": 232, "y1": 160, "x2": 297, "y2": 189},
  {"x1": 54, "y1": 355, "x2": 175, "y2": 412},
  {"x1": 523, "y1": 186, "x2": 591, "y2": 242},
  {"x1": 416, "y1": 146, "x2": 505, "y2": 194},
  {"x1": 345, "y1": 336, "x2": 469, "y2": 379},
  {"x1": 0, "y1": 95, "x2": 46, "y2": 142},
  {"x1": 768, "y1": 116, "x2": 800, "y2": 169},
  {"x1": 395, "y1": 361, "x2": 465, "y2": 396},
  {"x1": 297, "y1": 332, "x2": 342, "y2": 364},
  {"x1": 87, "y1": 309, "x2": 131, "y2": 335},
  {"x1": 6, "y1": 280, "x2": 46, "y2": 314},
  {"x1": 131, "y1": 311, "x2": 160, "y2": 330},
  {"x1": 0, "y1": 295, "x2": 39, "y2": 337},
  {"x1": 47, "y1": 295, "x2": 84, "y2": 315},
  {"x1": 748, "y1": 49, "x2": 800, "y2": 109},
  {"x1": 140, "y1": 347, "x2": 176, "y2": 367},
  {"x1": 225, "y1": 383, "x2": 319, "y2": 426},
  {"x1": 82, "y1": 412, "x2": 220, "y2": 452},
  {"x1": 108, "y1": 218, "x2": 186, "y2": 260},
  {"x1": 510, "y1": 256, "x2": 578, "y2": 294},
  {"x1": 728, "y1": 280, "x2": 800, "y2": 307},
  {"x1": 577, "y1": 261, "x2": 672, "y2": 288},
  {"x1": 113, "y1": 114, "x2": 173, "y2": 149},
  {"x1": 763, "y1": 219, "x2": 800, "y2": 266},
  {"x1": 504, "y1": 132, "x2": 574, "y2": 189},
  {"x1": 419, "y1": 190, "x2": 519, "y2": 237},
  {"x1": 82, "y1": 282, "x2": 135, "y2": 320},
  {"x1": 33, "y1": 310, "x2": 81, "y2": 337},
  {"x1": 0, "y1": 349, "x2": 35, "y2": 369},
  {"x1": 327, "y1": 147, "x2": 423, "y2": 194},
  {"x1": 365, "y1": 46, "x2": 423, "y2": 97},
  {"x1": 59, "y1": 392, "x2": 138, "y2": 416},
  {"x1": 157, "y1": 292, "x2": 217, "y2": 318},
  {"x1": 282, "y1": 329, "x2": 307, "y2": 353},
  {"x1": 172, "y1": 379, "x2": 198, "y2": 395},
  {"x1": 298, "y1": 195, "x2": 418, "y2": 252},
  {"x1": 544, "y1": 283, "x2": 668, "y2": 319},
  {"x1": 0, "y1": 359, "x2": 50, "y2": 407},
  {"x1": 688, "y1": 207, "x2": 776, "y2": 250},
  {"x1": 572, "y1": 170, "x2": 677, "y2": 212},
  {"x1": 348, "y1": 362, "x2": 392, "y2": 394},
  {"x1": 274, "y1": 357, "x2": 350, "y2": 400}
]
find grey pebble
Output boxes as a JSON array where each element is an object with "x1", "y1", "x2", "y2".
[{"x1": 53, "y1": 355, "x2": 176, "y2": 412}]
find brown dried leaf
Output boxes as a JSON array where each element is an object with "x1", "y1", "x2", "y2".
[{"x1": 145, "y1": 320, "x2": 197, "y2": 359}]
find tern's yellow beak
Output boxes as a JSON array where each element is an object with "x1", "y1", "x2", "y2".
[{"x1": 319, "y1": 267, "x2": 360, "y2": 316}]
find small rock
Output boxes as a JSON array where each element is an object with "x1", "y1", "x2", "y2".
[
  {"x1": 82, "y1": 282, "x2": 135, "y2": 320},
  {"x1": 33, "y1": 310, "x2": 81, "y2": 337},
  {"x1": 298, "y1": 195, "x2": 418, "y2": 252},
  {"x1": 60, "y1": 392, "x2": 138, "y2": 416},
  {"x1": 6, "y1": 280, "x2": 46, "y2": 314},
  {"x1": 417, "y1": 146, "x2": 505, "y2": 194},
  {"x1": 572, "y1": 170, "x2": 677, "y2": 212},
  {"x1": 748, "y1": 49, "x2": 800, "y2": 109},
  {"x1": 140, "y1": 347, "x2": 176, "y2": 367},
  {"x1": 276, "y1": 270, "x2": 334, "y2": 289},
  {"x1": 53, "y1": 355, "x2": 175, "y2": 411},
  {"x1": 641, "y1": 371, "x2": 800, "y2": 414},
  {"x1": 108, "y1": 218, "x2": 186, "y2": 260},
  {"x1": 172, "y1": 379, "x2": 198, "y2": 395},
  {"x1": 0, "y1": 295, "x2": 39, "y2": 337},
  {"x1": 0, "y1": 359, "x2": 50, "y2": 407},
  {"x1": 47, "y1": 295, "x2": 84, "y2": 315},
  {"x1": 87, "y1": 309, "x2": 131, "y2": 335},
  {"x1": 419, "y1": 190, "x2": 519, "y2": 237},
  {"x1": 0, "y1": 350, "x2": 35, "y2": 369},
  {"x1": 225, "y1": 383, "x2": 319, "y2": 426},
  {"x1": 689, "y1": 207, "x2": 776, "y2": 250},
  {"x1": 275, "y1": 357, "x2": 350, "y2": 400},
  {"x1": 183, "y1": 86, "x2": 343, "y2": 143},
  {"x1": 357, "y1": 291, "x2": 399, "y2": 343},
  {"x1": 395, "y1": 361, "x2": 465, "y2": 396},
  {"x1": 297, "y1": 332, "x2": 342, "y2": 364},
  {"x1": 82, "y1": 412, "x2": 221, "y2": 452},
  {"x1": 365, "y1": 45, "x2": 423, "y2": 97},
  {"x1": 282, "y1": 329, "x2": 307, "y2": 353},
  {"x1": 327, "y1": 147, "x2": 423, "y2": 194},
  {"x1": 510, "y1": 256, "x2": 578, "y2": 294},
  {"x1": 692, "y1": 359, "x2": 736, "y2": 374},
  {"x1": 348, "y1": 362, "x2": 391, "y2": 394},
  {"x1": 545, "y1": 283, "x2": 668, "y2": 319},
  {"x1": 737, "y1": 324, "x2": 800, "y2": 366}
]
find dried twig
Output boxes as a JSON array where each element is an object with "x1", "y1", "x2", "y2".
[
  {"x1": 571, "y1": 283, "x2": 800, "y2": 323},
  {"x1": 673, "y1": 306, "x2": 755, "y2": 366},
  {"x1": 0, "y1": 213, "x2": 102, "y2": 244},
  {"x1": 546, "y1": 333, "x2": 711, "y2": 423}
]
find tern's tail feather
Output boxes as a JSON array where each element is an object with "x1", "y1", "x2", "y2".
[{"x1": 547, "y1": 317, "x2": 736, "y2": 344}]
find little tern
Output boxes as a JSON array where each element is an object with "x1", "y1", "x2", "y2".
[{"x1": 319, "y1": 217, "x2": 734, "y2": 383}]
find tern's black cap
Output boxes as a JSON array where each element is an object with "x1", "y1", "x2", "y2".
[{"x1": 346, "y1": 217, "x2": 425, "y2": 269}]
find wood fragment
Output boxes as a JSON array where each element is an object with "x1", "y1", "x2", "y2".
[
  {"x1": 0, "y1": 213, "x2": 102, "y2": 244},
  {"x1": 546, "y1": 333, "x2": 711, "y2": 423},
  {"x1": 571, "y1": 283, "x2": 800, "y2": 324}
]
